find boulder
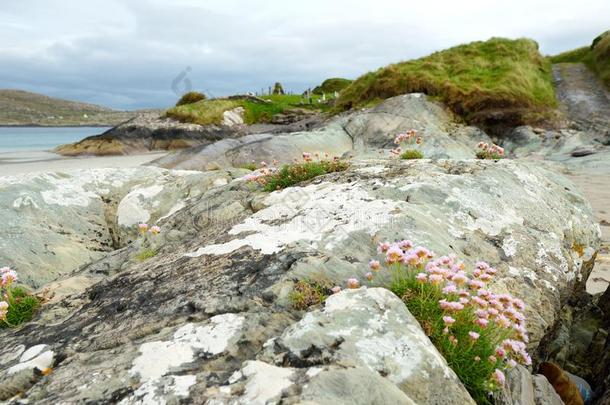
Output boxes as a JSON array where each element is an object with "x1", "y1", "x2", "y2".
[
  {"x1": 0, "y1": 167, "x2": 246, "y2": 288},
  {"x1": 0, "y1": 159, "x2": 600, "y2": 403},
  {"x1": 153, "y1": 94, "x2": 491, "y2": 171}
]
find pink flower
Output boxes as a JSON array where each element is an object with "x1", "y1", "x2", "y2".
[
  {"x1": 443, "y1": 316, "x2": 456, "y2": 325},
  {"x1": 1, "y1": 269, "x2": 18, "y2": 287},
  {"x1": 507, "y1": 359, "x2": 517, "y2": 368},
  {"x1": 475, "y1": 318, "x2": 489, "y2": 328},
  {"x1": 429, "y1": 274, "x2": 443, "y2": 285},
  {"x1": 385, "y1": 246, "x2": 404, "y2": 264},
  {"x1": 346, "y1": 278, "x2": 360, "y2": 289},
  {"x1": 448, "y1": 335, "x2": 458, "y2": 346},
  {"x1": 398, "y1": 240, "x2": 414, "y2": 250},
  {"x1": 488, "y1": 355, "x2": 497, "y2": 363},
  {"x1": 416, "y1": 273, "x2": 428, "y2": 283},
  {"x1": 138, "y1": 223, "x2": 149, "y2": 233},
  {"x1": 472, "y1": 296, "x2": 488, "y2": 308},
  {"x1": 377, "y1": 242, "x2": 391, "y2": 253},
  {"x1": 368, "y1": 260, "x2": 381, "y2": 271},
  {"x1": 452, "y1": 271, "x2": 469, "y2": 285},
  {"x1": 331, "y1": 286, "x2": 342, "y2": 294},
  {"x1": 512, "y1": 298, "x2": 525, "y2": 311},
  {"x1": 475, "y1": 309, "x2": 489, "y2": 319},
  {"x1": 302, "y1": 152, "x2": 312, "y2": 162},
  {"x1": 469, "y1": 331, "x2": 480, "y2": 340},
  {"x1": 149, "y1": 225, "x2": 161, "y2": 235},
  {"x1": 365, "y1": 272, "x2": 374, "y2": 281},
  {"x1": 442, "y1": 284, "x2": 457, "y2": 295},
  {"x1": 495, "y1": 347, "x2": 506, "y2": 358},
  {"x1": 474, "y1": 356, "x2": 481, "y2": 362},
  {"x1": 493, "y1": 369, "x2": 506, "y2": 385},
  {"x1": 469, "y1": 279, "x2": 485, "y2": 290},
  {"x1": 478, "y1": 273, "x2": 493, "y2": 282}
]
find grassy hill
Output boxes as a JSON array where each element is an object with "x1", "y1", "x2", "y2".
[
  {"x1": 335, "y1": 38, "x2": 557, "y2": 130},
  {"x1": 550, "y1": 30, "x2": 610, "y2": 89},
  {"x1": 312, "y1": 78, "x2": 352, "y2": 95},
  {"x1": 0, "y1": 89, "x2": 145, "y2": 126},
  {"x1": 165, "y1": 94, "x2": 330, "y2": 125}
]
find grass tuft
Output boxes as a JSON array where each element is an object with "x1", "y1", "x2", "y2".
[
  {"x1": 136, "y1": 248, "x2": 158, "y2": 262},
  {"x1": 400, "y1": 149, "x2": 424, "y2": 160},
  {"x1": 289, "y1": 279, "x2": 332, "y2": 310},
  {"x1": 262, "y1": 159, "x2": 349, "y2": 191},
  {"x1": 1, "y1": 287, "x2": 39, "y2": 328}
]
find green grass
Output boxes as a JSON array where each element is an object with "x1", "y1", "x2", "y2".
[
  {"x1": 239, "y1": 162, "x2": 258, "y2": 171},
  {"x1": 289, "y1": 279, "x2": 332, "y2": 310},
  {"x1": 312, "y1": 78, "x2": 353, "y2": 95},
  {"x1": 136, "y1": 248, "x2": 158, "y2": 262},
  {"x1": 1, "y1": 287, "x2": 39, "y2": 328},
  {"x1": 166, "y1": 94, "x2": 331, "y2": 126},
  {"x1": 262, "y1": 159, "x2": 349, "y2": 191},
  {"x1": 335, "y1": 37, "x2": 557, "y2": 128},
  {"x1": 176, "y1": 91, "x2": 206, "y2": 106},
  {"x1": 400, "y1": 149, "x2": 424, "y2": 160},
  {"x1": 550, "y1": 30, "x2": 610, "y2": 89}
]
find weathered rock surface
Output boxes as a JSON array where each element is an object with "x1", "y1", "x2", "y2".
[
  {"x1": 495, "y1": 365, "x2": 563, "y2": 405},
  {"x1": 154, "y1": 94, "x2": 492, "y2": 171},
  {"x1": 0, "y1": 157, "x2": 600, "y2": 403},
  {"x1": 0, "y1": 167, "x2": 246, "y2": 288}
]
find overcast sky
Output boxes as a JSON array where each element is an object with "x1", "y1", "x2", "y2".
[{"x1": 0, "y1": 0, "x2": 608, "y2": 110}]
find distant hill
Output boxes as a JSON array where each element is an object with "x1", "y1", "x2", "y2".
[{"x1": 0, "y1": 89, "x2": 159, "y2": 126}]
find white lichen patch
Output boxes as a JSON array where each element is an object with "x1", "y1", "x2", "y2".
[
  {"x1": 502, "y1": 236, "x2": 518, "y2": 257},
  {"x1": 125, "y1": 314, "x2": 243, "y2": 403},
  {"x1": 130, "y1": 314, "x2": 243, "y2": 381},
  {"x1": 185, "y1": 182, "x2": 403, "y2": 257},
  {"x1": 7, "y1": 344, "x2": 54, "y2": 374},
  {"x1": 239, "y1": 361, "x2": 295, "y2": 405},
  {"x1": 355, "y1": 165, "x2": 388, "y2": 174},
  {"x1": 117, "y1": 184, "x2": 165, "y2": 227}
]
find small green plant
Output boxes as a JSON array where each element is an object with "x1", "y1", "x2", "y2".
[
  {"x1": 1, "y1": 267, "x2": 40, "y2": 328},
  {"x1": 239, "y1": 162, "x2": 258, "y2": 171},
  {"x1": 135, "y1": 224, "x2": 161, "y2": 261},
  {"x1": 245, "y1": 153, "x2": 349, "y2": 191},
  {"x1": 340, "y1": 241, "x2": 530, "y2": 404},
  {"x1": 136, "y1": 248, "x2": 158, "y2": 262},
  {"x1": 289, "y1": 278, "x2": 333, "y2": 310},
  {"x1": 400, "y1": 149, "x2": 424, "y2": 160},
  {"x1": 176, "y1": 91, "x2": 207, "y2": 106},
  {"x1": 476, "y1": 142, "x2": 505, "y2": 160}
]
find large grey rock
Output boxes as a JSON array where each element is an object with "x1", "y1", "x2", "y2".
[
  {"x1": 0, "y1": 159, "x2": 600, "y2": 403},
  {"x1": 532, "y1": 374, "x2": 564, "y2": 405},
  {"x1": 261, "y1": 287, "x2": 474, "y2": 404},
  {"x1": 495, "y1": 365, "x2": 563, "y2": 405},
  {"x1": 154, "y1": 94, "x2": 491, "y2": 171},
  {"x1": 0, "y1": 167, "x2": 245, "y2": 288}
]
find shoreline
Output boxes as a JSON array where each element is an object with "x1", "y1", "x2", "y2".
[{"x1": 0, "y1": 149, "x2": 167, "y2": 176}]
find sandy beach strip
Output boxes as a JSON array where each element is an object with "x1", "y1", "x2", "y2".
[{"x1": 0, "y1": 150, "x2": 167, "y2": 176}]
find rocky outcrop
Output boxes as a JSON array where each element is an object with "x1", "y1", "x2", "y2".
[
  {"x1": 0, "y1": 157, "x2": 600, "y2": 403},
  {"x1": 56, "y1": 109, "x2": 327, "y2": 157},
  {"x1": 154, "y1": 94, "x2": 492, "y2": 171},
  {"x1": 0, "y1": 167, "x2": 247, "y2": 288}
]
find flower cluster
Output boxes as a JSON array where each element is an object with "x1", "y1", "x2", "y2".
[
  {"x1": 390, "y1": 130, "x2": 424, "y2": 159},
  {"x1": 335, "y1": 240, "x2": 531, "y2": 400},
  {"x1": 244, "y1": 152, "x2": 349, "y2": 192},
  {"x1": 135, "y1": 224, "x2": 162, "y2": 261},
  {"x1": 138, "y1": 223, "x2": 161, "y2": 235},
  {"x1": 1, "y1": 266, "x2": 18, "y2": 324},
  {"x1": 476, "y1": 142, "x2": 505, "y2": 159}
]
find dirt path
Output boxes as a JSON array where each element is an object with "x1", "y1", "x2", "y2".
[
  {"x1": 553, "y1": 63, "x2": 610, "y2": 293},
  {"x1": 553, "y1": 63, "x2": 610, "y2": 143}
]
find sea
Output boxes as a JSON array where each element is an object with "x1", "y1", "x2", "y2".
[{"x1": 0, "y1": 126, "x2": 109, "y2": 153}]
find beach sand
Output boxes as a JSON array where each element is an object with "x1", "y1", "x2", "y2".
[
  {"x1": 568, "y1": 173, "x2": 610, "y2": 294},
  {"x1": 0, "y1": 150, "x2": 167, "y2": 176}
]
